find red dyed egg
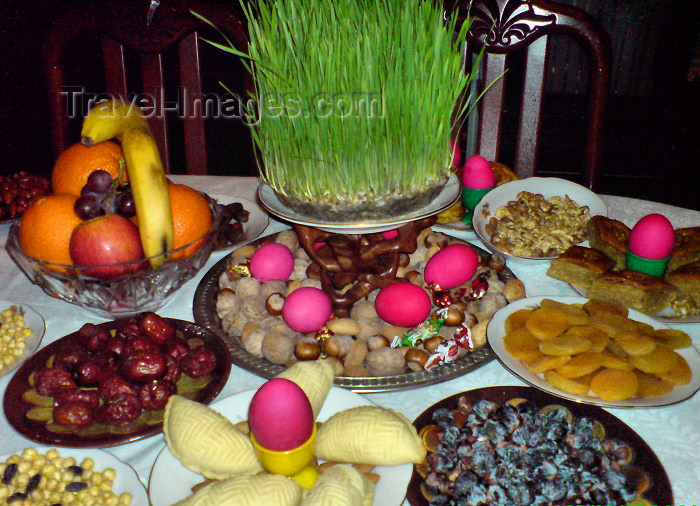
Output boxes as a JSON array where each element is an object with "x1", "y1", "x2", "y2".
[
  {"x1": 248, "y1": 378, "x2": 314, "y2": 451},
  {"x1": 424, "y1": 244, "x2": 479, "y2": 290},
  {"x1": 375, "y1": 282, "x2": 432, "y2": 328}
]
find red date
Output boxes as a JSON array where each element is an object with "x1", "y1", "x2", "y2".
[
  {"x1": 120, "y1": 352, "x2": 167, "y2": 383},
  {"x1": 95, "y1": 394, "x2": 142, "y2": 426},
  {"x1": 53, "y1": 401, "x2": 95, "y2": 429},
  {"x1": 98, "y1": 373, "x2": 139, "y2": 400},
  {"x1": 34, "y1": 367, "x2": 77, "y2": 396},
  {"x1": 180, "y1": 346, "x2": 217, "y2": 378},
  {"x1": 139, "y1": 380, "x2": 176, "y2": 410},
  {"x1": 54, "y1": 389, "x2": 100, "y2": 409},
  {"x1": 138, "y1": 312, "x2": 175, "y2": 345}
]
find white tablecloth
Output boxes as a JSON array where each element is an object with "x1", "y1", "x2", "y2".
[{"x1": 1, "y1": 176, "x2": 698, "y2": 504}]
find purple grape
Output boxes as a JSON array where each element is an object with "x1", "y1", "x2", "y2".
[
  {"x1": 74, "y1": 195, "x2": 105, "y2": 220},
  {"x1": 85, "y1": 170, "x2": 114, "y2": 194},
  {"x1": 115, "y1": 190, "x2": 136, "y2": 217}
]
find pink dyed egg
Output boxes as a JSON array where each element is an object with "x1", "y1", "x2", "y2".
[
  {"x1": 282, "y1": 287, "x2": 332, "y2": 333},
  {"x1": 462, "y1": 154, "x2": 495, "y2": 189},
  {"x1": 250, "y1": 243, "x2": 295, "y2": 282},
  {"x1": 249, "y1": 378, "x2": 314, "y2": 451},
  {"x1": 375, "y1": 283, "x2": 431, "y2": 328},
  {"x1": 424, "y1": 244, "x2": 479, "y2": 290},
  {"x1": 628, "y1": 214, "x2": 675, "y2": 260}
]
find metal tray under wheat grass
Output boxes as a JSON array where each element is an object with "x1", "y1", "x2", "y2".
[{"x1": 193, "y1": 233, "x2": 518, "y2": 393}]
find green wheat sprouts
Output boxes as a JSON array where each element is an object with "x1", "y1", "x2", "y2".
[{"x1": 198, "y1": 0, "x2": 480, "y2": 203}]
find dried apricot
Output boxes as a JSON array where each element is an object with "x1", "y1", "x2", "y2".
[
  {"x1": 590, "y1": 368, "x2": 639, "y2": 400},
  {"x1": 538, "y1": 335, "x2": 592, "y2": 356},
  {"x1": 555, "y1": 352, "x2": 604, "y2": 379},
  {"x1": 630, "y1": 344, "x2": 679, "y2": 374},
  {"x1": 525, "y1": 307, "x2": 570, "y2": 340},
  {"x1": 544, "y1": 370, "x2": 591, "y2": 396},
  {"x1": 503, "y1": 327, "x2": 541, "y2": 364},
  {"x1": 657, "y1": 354, "x2": 692, "y2": 386},
  {"x1": 652, "y1": 328, "x2": 692, "y2": 349},
  {"x1": 614, "y1": 331, "x2": 657, "y2": 356},
  {"x1": 528, "y1": 354, "x2": 571, "y2": 374},
  {"x1": 504, "y1": 308, "x2": 532, "y2": 334},
  {"x1": 635, "y1": 372, "x2": 674, "y2": 398}
]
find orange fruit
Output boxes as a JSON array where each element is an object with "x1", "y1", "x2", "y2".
[
  {"x1": 52, "y1": 141, "x2": 127, "y2": 196},
  {"x1": 168, "y1": 184, "x2": 213, "y2": 260},
  {"x1": 18, "y1": 194, "x2": 82, "y2": 270}
]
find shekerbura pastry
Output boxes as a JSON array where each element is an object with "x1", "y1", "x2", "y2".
[
  {"x1": 276, "y1": 358, "x2": 335, "y2": 419},
  {"x1": 315, "y1": 405, "x2": 426, "y2": 465},
  {"x1": 164, "y1": 395, "x2": 262, "y2": 479},
  {"x1": 173, "y1": 473, "x2": 303, "y2": 506},
  {"x1": 301, "y1": 464, "x2": 374, "y2": 506}
]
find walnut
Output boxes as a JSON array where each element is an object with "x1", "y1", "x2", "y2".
[
  {"x1": 216, "y1": 289, "x2": 241, "y2": 317},
  {"x1": 235, "y1": 276, "x2": 262, "y2": 298}
]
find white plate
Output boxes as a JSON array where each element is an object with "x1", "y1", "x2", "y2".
[
  {"x1": 569, "y1": 284, "x2": 700, "y2": 324},
  {"x1": 0, "y1": 301, "x2": 45, "y2": 378},
  {"x1": 148, "y1": 388, "x2": 412, "y2": 505},
  {"x1": 473, "y1": 177, "x2": 608, "y2": 260},
  {"x1": 488, "y1": 295, "x2": 700, "y2": 408},
  {"x1": 0, "y1": 447, "x2": 148, "y2": 505},
  {"x1": 258, "y1": 174, "x2": 460, "y2": 234},
  {"x1": 209, "y1": 195, "x2": 269, "y2": 251}
]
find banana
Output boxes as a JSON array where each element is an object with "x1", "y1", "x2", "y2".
[
  {"x1": 80, "y1": 99, "x2": 150, "y2": 146},
  {"x1": 79, "y1": 99, "x2": 174, "y2": 268},
  {"x1": 120, "y1": 126, "x2": 174, "y2": 268}
]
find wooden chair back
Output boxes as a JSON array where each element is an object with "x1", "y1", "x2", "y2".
[
  {"x1": 45, "y1": 0, "x2": 251, "y2": 175},
  {"x1": 459, "y1": 0, "x2": 612, "y2": 190}
]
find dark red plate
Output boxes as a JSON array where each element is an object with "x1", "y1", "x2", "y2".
[
  {"x1": 407, "y1": 385, "x2": 672, "y2": 506},
  {"x1": 3, "y1": 318, "x2": 231, "y2": 448}
]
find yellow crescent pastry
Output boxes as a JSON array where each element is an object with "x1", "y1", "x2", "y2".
[
  {"x1": 276, "y1": 358, "x2": 335, "y2": 419},
  {"x1": 163, "y1": 395, "x2": 263, "y2": 480},
  {"x1": 301, "y1": 464, "x2": 374, "y2": 506},
  {"x1": 315, "y1": 405, "x2": 426, "y2": 466},
  {"x1": 173, "y1": 473, "x2": 303, "y2": 506}
]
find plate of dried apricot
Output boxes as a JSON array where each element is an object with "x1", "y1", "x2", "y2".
[
  {"x1": 407, "y1": 385, "x2": 672, "y2": 505},
  {"x1": 488, "y1": 296, "x2": 700, "y2": 407}
]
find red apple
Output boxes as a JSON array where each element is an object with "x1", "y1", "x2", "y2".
[{"x1": 69, "y1": 213, "x2": 147, "y2": 279}]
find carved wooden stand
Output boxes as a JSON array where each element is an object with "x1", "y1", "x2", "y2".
[{"x1": 293, "y1": 217, "x2": 436, "y2": 318}]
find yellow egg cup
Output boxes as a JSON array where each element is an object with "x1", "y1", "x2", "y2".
[{"x1": 250, "y1": 423, "x2": 318, "y2": 488}]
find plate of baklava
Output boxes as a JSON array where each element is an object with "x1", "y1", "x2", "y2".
[{"x1": 547, "y1": 217, "x2": 700, "y2": 323}]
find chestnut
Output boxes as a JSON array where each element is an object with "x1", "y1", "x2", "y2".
[
  {"x1": 443, "y1": 306, "x2": 465, "y2": 327},
  {"x1": 422, "y1": 335, "x2": 444, "y2": 354},
  {"x1": 405, "y1": 347, "x2": 430, "y2": 371},
  {"x1": 294, "y1": 337, "x2": 321, "y2": 361}
]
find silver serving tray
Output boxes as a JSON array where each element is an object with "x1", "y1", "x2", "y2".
[{"x1": 193, "y1": 233, "x2": 518, "y2": 393}]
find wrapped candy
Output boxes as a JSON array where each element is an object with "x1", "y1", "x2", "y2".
[
  {"x1": 391, "y1": 308, "x2": 448, "y2": 347},
  {"x1": 226, "y1": 258, "x2": 251, "y2": 280},
  {"x1": 424, "y1": 324, "x2": 473, "y2": 371}
]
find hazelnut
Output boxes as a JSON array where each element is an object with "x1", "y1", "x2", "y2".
[
  {"x1": 404, "y1": 270, "x2": 422, "y2": 283},
  {"x1": 295, "y1": 337, "x2": 322, "y2": 361},
  {"x1": 265, "y1": 293, "x2": 286, "y2": 316},
  {"x1": 323, "y1": 335, "x2": 353, "y2": 359},
  {"x1": 367, "y1": 335, "x2": 391, "y2": 351},
  {"x1": 399, "y1": 253, "x2": 410, "y2": 267}
]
